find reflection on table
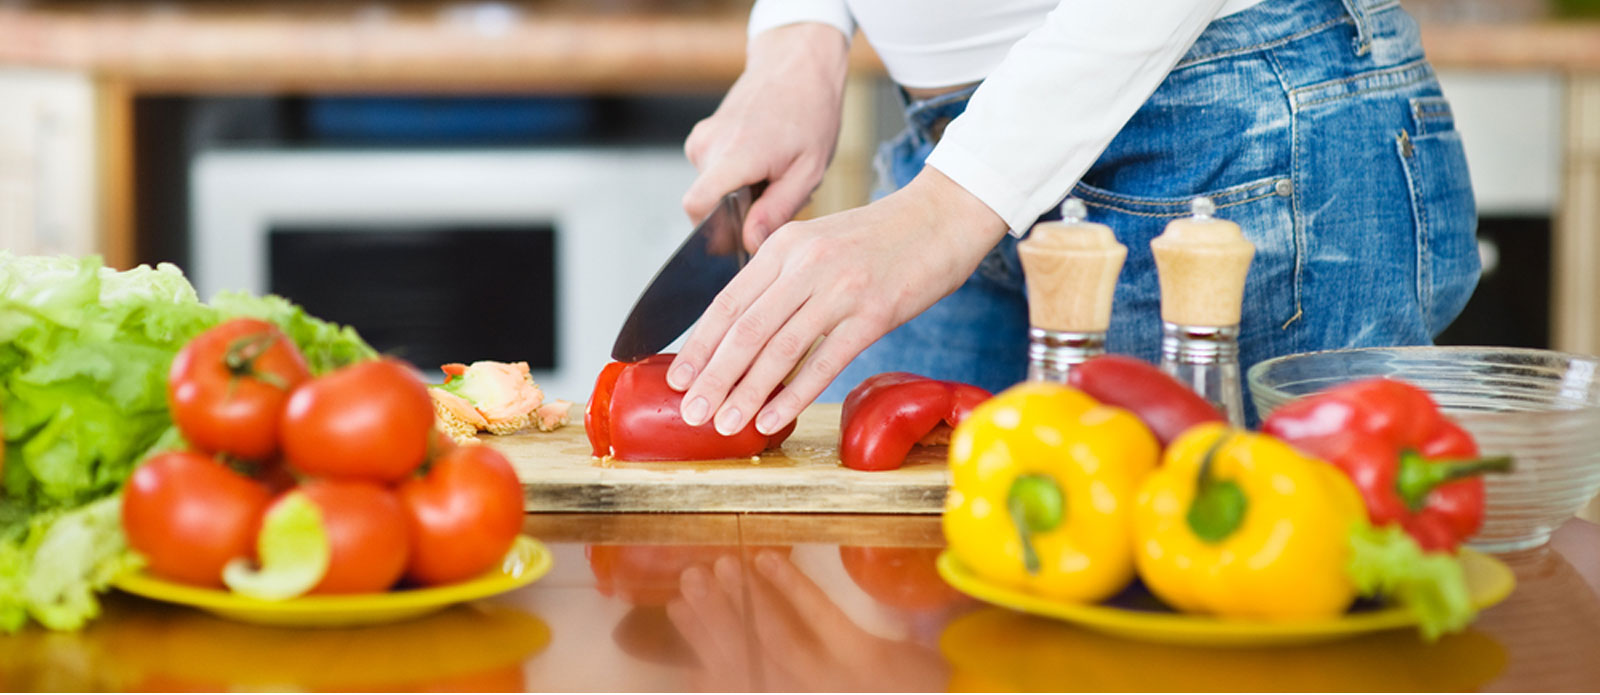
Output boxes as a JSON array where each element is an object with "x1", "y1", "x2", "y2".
[{"x1": 0, "y1": 513, "x2": 1596, "y2": 692}]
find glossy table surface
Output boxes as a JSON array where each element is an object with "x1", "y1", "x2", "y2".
[{"x1": 2, "y1": 514, "x2": 1597, "y2": 692}]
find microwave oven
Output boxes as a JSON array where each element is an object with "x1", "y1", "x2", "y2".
[{"x1": 189, "y1": 148, "x2": 699, "y2": 401}]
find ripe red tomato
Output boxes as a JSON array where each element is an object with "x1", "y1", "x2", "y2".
[
  {"x1": 839, "y1": 546, "x2": 968, "y2": 612},
  {"x1": 399, "y1": 445, "x2": 524, "y2": 586},
  {"x1": 168, "y1": 318, "x2": 311, "y2": 461},
  {"x1": 122, "y1": 451, "x2": 272, "y2": 587},
  {"x1": 290, "y1": 479, "x2": 410, "y2": 594},
  {"x1": 281, "y1": 358, "x2": 433, "y2": 482}
]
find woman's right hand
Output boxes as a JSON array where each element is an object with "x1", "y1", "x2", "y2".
[{"x1": 683, "y1": 23, "x2": 851, "y2": 253}]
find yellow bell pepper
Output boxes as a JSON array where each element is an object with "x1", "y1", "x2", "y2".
[
  {"x1": 943, "y1": 382, "x2": 1159, "y2": 603},
  {"x1": 1134, "y1": 422, "x2": 1366, "y2": 620}
]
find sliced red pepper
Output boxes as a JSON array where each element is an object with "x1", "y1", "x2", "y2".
[
  {"x1": 585, "y1": 354, "x2": 796, "y2": 461},
  {"x1": 441, "y1": 363, "x2": 468, "y2": 384},
  {"x1": 839, "y1": 372, "x2": 991, "y2": 472},
  {"x1": 1066, "y1": 355, "x2": 1225, "y2": 447},
  {"x1": 1261, "y1": 378, "x2": 1512, "y2": 552},
  {"x1": 584, "y1": 361, "x2": 628, "y2": 458}
]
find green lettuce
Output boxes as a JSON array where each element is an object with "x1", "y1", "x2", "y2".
[
  {"x1": 1348, "y1": 522, "x2": 1477, "y2": 641},
  {"x1": 0, "y1": 252, "x2": 375, "y2": 632}
]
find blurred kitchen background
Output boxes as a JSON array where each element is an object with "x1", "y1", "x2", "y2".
[{"x1": 1, "y1": 0, "x2": 1598, "y2": 403}]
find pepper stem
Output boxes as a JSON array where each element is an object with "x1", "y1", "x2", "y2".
[
  {"x1": 1187, "y1": 433, "x2": 1249, "y2": 544},
  {"x1": 1008, "y1": 474, "x2": 1064, "y2": 575},
  {"x1": 1396, "y1": 452, "x2": 1514, "y2": 512}
]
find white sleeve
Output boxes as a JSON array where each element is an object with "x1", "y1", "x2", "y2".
[
  {"x1": 925, "y1": 0, "x2": 1233, "y2": 235},
  {"x1": 748, "y1": 0, "x2": 856, "y2": 43}
]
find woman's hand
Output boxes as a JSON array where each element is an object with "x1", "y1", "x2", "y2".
[
  {"x1": 684, "y1": 23, "x2": 850, "y2": 252},
  {"x1": 667, "y1": 166, "x2": 1010, "y2": 437},
  {"x1": 667, "y1": 550, "x2": 950, "y2": 692}
]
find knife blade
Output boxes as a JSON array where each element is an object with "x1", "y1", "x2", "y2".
[{"x1": 610, "y1": 184, "x2": 759, "y2": 362}]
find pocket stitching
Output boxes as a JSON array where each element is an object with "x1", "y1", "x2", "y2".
[
  {"x1": 1073, "y1": 175, "x2": 1287, "y2": 217},
  {"x1": 1292, "y1": 59, "x2": 1433, "y2": 109},
  {"x1": 1396, "y1": 130, "x2": 1432, "y2": 319}
]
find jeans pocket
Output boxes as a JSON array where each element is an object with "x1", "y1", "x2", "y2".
[
  {"x1": 1397, "y1": 96, "x2": 1480, "y2": 335},
  {"x1": 1071, "y1": 175, "x2": 1301, "y2": 340}
]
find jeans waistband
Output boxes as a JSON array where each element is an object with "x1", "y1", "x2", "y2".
[
  {"x1": 1182, "y1": 0, "x2": 1397, "y2": 66},
  {"x1": 898, "y1": 0, "x2": 1390, "y2": 146}
]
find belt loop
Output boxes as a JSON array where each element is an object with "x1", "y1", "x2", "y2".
[{"x1": 1337, "y1": 0, "x2": 1373, "y2": 56}]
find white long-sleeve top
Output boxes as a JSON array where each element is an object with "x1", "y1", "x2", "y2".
[{"x1": 749, "y1": 0, "x2": 1268, "y2": 233}]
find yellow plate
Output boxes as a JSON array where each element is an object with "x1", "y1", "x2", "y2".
[
  {"x1": 113, "y1": 535, "x2": 552, "y2": 628},
  {"x1": 936, "y1": 548, "x2": 1514, "y2": 647}
]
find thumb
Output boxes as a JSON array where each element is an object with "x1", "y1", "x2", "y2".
[{"x1": 742, "y1": 172, "x2": 816, "y2": 253}]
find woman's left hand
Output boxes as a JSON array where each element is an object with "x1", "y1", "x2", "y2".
[{"x1": 665, "y1": 166, "x2": 1009, "y2": 437}]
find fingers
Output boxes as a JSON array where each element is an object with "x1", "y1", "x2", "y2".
[
  {"x1": 752, "y1": 318, "x2": 878, "y2": 435},
  {"x1": 743, "y1": 551, "x2": 832, "y2": 686},
  {"x1": 706, "y1": 297, "x2": 835, "y2": 437},
  {"x1": 667, "y1": 563, "x2": 751, "y2": 683},
  {"x1": 751, "y1": 550, "x2": 860, "y2": 651},
  {"x1": 741, "y1": 162, "x2": 821, "y2": 253},
  {"x1": 671, "y1": 257, "x2": 805, "y2": 432},
  {"x1": 682, "y1": 160, "x2": 762, "y2": 228}
]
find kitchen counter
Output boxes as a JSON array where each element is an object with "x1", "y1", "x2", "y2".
[{"x1": 3, "y1": 514, "x2": 1597, "y2": 691}]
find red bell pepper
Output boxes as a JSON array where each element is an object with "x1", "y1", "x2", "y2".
[
  {"x1": 585, "y1": 354, "x2": 796, "y2": 461},
  {"x1": 1260, "y1": 378, "x2": 1512, "y2": 552},
  {"x1": 1067, "y1": 355, "x2": 1225, "y2": 446},
  {"x1": 839, "y1": 372, "x2": 991, "y2": 472}
]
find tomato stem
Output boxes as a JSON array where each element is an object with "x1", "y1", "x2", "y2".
[{"x1": 225, "y1": 333, "x2": 289, "y2": 390}]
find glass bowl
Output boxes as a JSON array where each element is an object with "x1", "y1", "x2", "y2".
[{"x1": 1249, "y1": 346, "x2": 1600, "y2": 552}]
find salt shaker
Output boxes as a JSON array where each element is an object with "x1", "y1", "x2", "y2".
[
  {"x1": 1017, "y1": 198, "x2": 1127, "y2": 384},
  {"x1": 1149, "y1": 197, "x2": 1255, "y2": 425}
]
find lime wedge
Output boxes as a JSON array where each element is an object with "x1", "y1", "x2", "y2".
[{"x1": 223, "y1": 492, "x2": 330, "y2": 600}]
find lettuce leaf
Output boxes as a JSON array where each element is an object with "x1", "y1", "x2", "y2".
[
  {"x1": 1347, "y1": 522, "x2": 1476, "y2": 641},
  {"x1": 0, "y1": 253, "x2": 374, "y2": 633}
]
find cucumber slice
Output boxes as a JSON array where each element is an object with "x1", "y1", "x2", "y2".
[{"x1": 223, "y1": 492, "x2": 330, "y2": 600}]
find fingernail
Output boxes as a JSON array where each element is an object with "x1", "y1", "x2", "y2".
[
  {"x1": 714, "y1": 406, "x2": 743, "y2": 436},
  {"x1": 683, "y1": 396, "x2": 710, "y2": 426},
  {"x1": 755, "y1": 410, "x2": 782, "y2": 436},
  {"x1": 669, "y1": 363, "x2": 695, "y2": 390},
  {"x1": 681, "y1": 566, "x2": 709, "y2": 600},
  {"x1": 755, "y1": 551, "x2": 781, "y2": 576},
  {"x1": 714, "y1": 555, "x2": 741, "y2": 592}
]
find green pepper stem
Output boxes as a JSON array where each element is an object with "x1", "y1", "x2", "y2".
[
  {"x1": 1186, "y1": 433, "x2": 1249, "y2": 544},
  {"x1": 1008, "y1": 475, "x2": 1064, "y2": 575},
  {"x1": 1397, "y1": 452, "x2": 1514, "y2": 512}
]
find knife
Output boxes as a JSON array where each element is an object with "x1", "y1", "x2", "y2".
[{"x1": 611, "y1": 183, "x2": 762, "y2": 362}]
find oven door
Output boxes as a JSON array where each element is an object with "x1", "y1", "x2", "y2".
[{"x1": 190, "y1": 148, "x2": 699, "y2": 400}]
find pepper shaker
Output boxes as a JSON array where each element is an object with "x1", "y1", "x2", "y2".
[
  {"x1": 1017, "y1": 198, "x2": 1127, "y2": 384},
  {"x1": 1149, "y1": 197, "x2": 1254, "y2": 426}
]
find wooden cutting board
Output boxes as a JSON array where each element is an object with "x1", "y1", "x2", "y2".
[{"x1": 489, "y1": 404, "x2": 950, "y2": 514}]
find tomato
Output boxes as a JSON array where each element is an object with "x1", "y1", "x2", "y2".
[
  {"x1": 168, "y1": 318, "x2": 311, "y2": 461},
  {"x1": 399, "y1": 445, "x2": 525, "y2": 586},
  {"x1": 839, "y1": 546, "x2": 968, "y2": 612},
  {"x1": 289, "y1": 479, "x2": 410, "y2": 594},
  {"x1": 122, "y1": 451, "x2": 271, "y2": 587},
  {"x1": 587, "y1": 354, "x2": 796, "y2": 461},
  {"x1": 281, "y1": 358, "x2": 433, "y2": 482}
]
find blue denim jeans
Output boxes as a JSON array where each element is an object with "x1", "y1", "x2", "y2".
[{"x1": 818, "y1": 0, "x2": 1479, "y2": 407}]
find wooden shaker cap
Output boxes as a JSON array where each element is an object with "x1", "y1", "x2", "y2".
[
  {"x1": 1150, "y1": 197, "x2": 1256, "y2": 326},
  {"x1": 1018, "y1": 198, "x2": 1127, "y2": 333}
]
